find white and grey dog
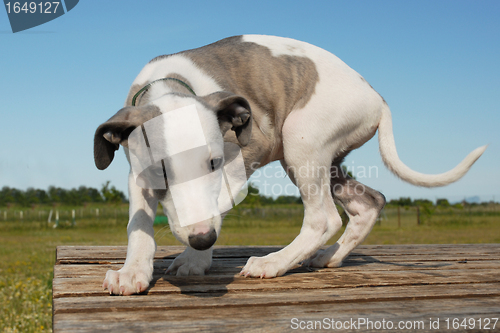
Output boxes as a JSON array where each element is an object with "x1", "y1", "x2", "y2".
[{"x1": 94, "y1": 35, "x2": 486, "y2": 295}]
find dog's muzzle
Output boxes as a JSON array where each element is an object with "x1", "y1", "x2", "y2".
[{"x1": 188, "y1": 229, "x2": 217, "y2": 251}]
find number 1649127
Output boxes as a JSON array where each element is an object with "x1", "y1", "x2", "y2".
[{"x1": 5, "y1": 2, "x2": 61, "y2": 14}]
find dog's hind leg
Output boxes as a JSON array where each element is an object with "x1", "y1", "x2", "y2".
[
  {"x1": 307, "y1": 164, "x2": 386, "y2": 268},
  {"x1": 241, "y1": 119, "x2": 344, "y2": 278}
]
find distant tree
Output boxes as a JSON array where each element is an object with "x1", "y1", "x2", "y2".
[
  {"x1": 48, "y1": 186, "x2": 62, "y2": 205},
  {"x1": 414, "y1": 199, "x2": 434, "y2": 206},
  {"x1": 242, "y1": 183, "x2": 262, "y2": 207},
  {"x1": 262, "y1": 196, "x2": 276, "y2": 205},
  {"x1": 77, "y1": 186, "x2": 104, "y2": 203},
  {"x1": 0, "y1": 184, "x2": 122, "y2": 207},
  {"x1": 89, "y1": 187, "x2": 104, "y2": 203},
  {"x1": 101, "y1": 181, "x2": 126, "y2": 204},
  {"x1": 50, "y1": 186, "x2": 79, "y2": 205},
  {"x1": 389, "y1": 197, "x2": 413, "y2": 206},
  {"x1": 12, "y1": 188, "x2": 26, "y2": 206},
  {"x1": 65, "y1": 188, "x2": 81, "y2": 205},
  {"x1": 274, "y1": 195, "x2": 301, "y2": 205},
  {"x1": 0, "y1": 187, "x2": 15, "y2": 206},
  {"x1": 414, "y1": 199, "x2": 435, "y2": 224},
  {"x1": 77, "y1": 186, "x2": 92, "y2": 204},
  {"x1": 36, "y1": 189, "x2": 50, "y2": 205},
  {"x1": 436, "y1": 198, "x2": 450, "y2": 207},
  {"x1": 240, "y1": 183, "x2": 303, "y2": 206},
  {"x1": 25, "y1": 188, "x2": 40, "y2": 206}
]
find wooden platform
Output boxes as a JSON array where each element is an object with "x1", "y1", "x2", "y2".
[{"x1": 53, "y1": 244, "x2": 500, "y2": 332}]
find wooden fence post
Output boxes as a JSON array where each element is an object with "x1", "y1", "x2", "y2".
[
  {"x1": 397, "y1": 206, "x2": 401, "y2": 228},
  {"x1": 416, "y1": 206, "x2": 420, "y2": 225}
]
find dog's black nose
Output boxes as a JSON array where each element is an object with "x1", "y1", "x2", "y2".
[{"x1": 188, "y1": 229, "x2": 217, "y2": 251}]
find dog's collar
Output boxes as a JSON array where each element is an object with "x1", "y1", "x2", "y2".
[{"x1": 131, "y1": 77, "x2": 196, "y2": 106}]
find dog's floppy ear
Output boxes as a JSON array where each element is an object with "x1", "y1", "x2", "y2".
[
  {"x1": 202, "y1": 92, "x2": 252, "y2": 146},
  {"x1": 94, "y1": 105, "x2": 161, "y2": 170}
]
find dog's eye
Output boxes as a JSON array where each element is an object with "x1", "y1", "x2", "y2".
[{"x1": 210, "y1": 157, "x2": 223, "y2": 172}]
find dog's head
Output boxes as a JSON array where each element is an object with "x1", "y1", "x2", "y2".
[{"x1": 94, "y1": 92, "x2": 252, "y2": 250}]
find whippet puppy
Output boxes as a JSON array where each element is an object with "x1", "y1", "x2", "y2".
[{"x1": 94, "y1": 35, "x2": 486, "y2": 295}]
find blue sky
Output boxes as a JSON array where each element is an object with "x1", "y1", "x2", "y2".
[{"x1": 0, "y1": 0, "x2": 499, "y2": 202}]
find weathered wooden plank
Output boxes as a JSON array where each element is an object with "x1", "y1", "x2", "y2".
[
  {"x1": 56, "y1": 244, "x2": 500, "y2": 263},
  {"x1": 55, "y1": 246, "x2": 500, "y2": 266},
  {"x1": 53, "y1": 244, "x2": 500, "y2": 332},
  {"x1": 53, "y1": 259, "x2": 500, "y2": 279},
  {"x1": 52, "y1": 268, "x2": 500, "y2": 298},
  {"x1": 53, "y1": 283, "x2": 500, "y2": 314},
  {"x1": 56, "y1": 254, "x2": 499, "y2": 266},
  {"x1": 53, "y1": 296, "x2": 500, "y2": 333}
]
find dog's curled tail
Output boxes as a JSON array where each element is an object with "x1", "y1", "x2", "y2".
[{"x1": 377, "y1": 103, "x2": 487, "y2": 187}]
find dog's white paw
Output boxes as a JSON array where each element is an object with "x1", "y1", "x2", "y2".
[
  {"x1": 240, "y1": 253, "x2": 289, "y2": 278},
  {"x1": 166, "y1": 247, "x2": 212, "y2": 276},
  {"x1": 102, "y1": 263, "x2": 153, "y2": 296}
]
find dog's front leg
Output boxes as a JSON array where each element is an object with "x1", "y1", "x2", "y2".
[{"x1": 103, "y1": 176, "x2": 157, "y2": 295}]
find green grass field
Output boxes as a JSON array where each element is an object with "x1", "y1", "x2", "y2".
[{"x1": 1, "y1": 204, "x2": 499, "y2": 332}]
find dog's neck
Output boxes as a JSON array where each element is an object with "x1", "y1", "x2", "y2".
[
  {"x1": 132, "y1": 77, "x2": 196, "y2": 106},
  {"x1": 161, "y1": 77, "x2": 196, "y2": 96}
]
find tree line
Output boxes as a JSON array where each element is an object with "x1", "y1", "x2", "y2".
[
  {"x1": 0, "y1": 182, "x2": 300, "y2": 208},
  {"x1": 1, "y1": 181, "x2": 490, "y2": 209},
  {"x1": 0, "y1": 181, "x2": 126, "y2": 207},
  {"x1": 386, "y1": 197, "x2": 490, "y2": 208}
]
